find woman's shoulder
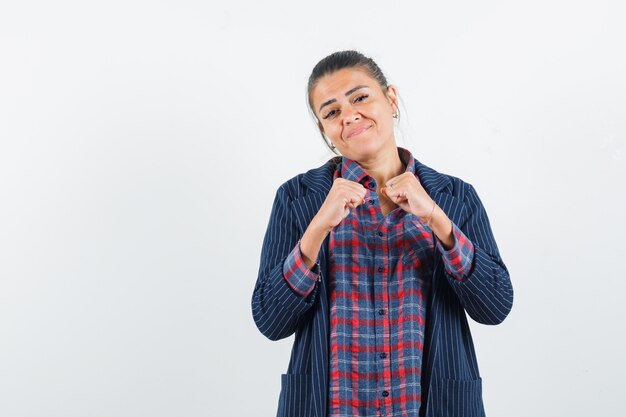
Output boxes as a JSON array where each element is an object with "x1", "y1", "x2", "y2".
[
  {"x1": 413, "y1": 157, "x2": 474, "y2": 200},
  {"x1": 276, "y1": 156, "x2": 342, "y2": 200}
]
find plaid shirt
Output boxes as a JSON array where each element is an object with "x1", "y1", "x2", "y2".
[{"x1": 282, "y1": 147, "x2": 475, "y2": 417}]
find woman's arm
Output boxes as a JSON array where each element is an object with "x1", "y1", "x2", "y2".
[
  {"x1": 251, "y1": 185, "x2": 321, "y2": 341},
  {"x1": 440, "y1": 183, "x2": 514, "y2": 325},
  {"x1": 252, "y1": 176, "x2": 369, "y2": 339}
]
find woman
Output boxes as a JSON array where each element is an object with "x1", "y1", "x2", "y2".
[{"x1": 252, "y1": 50, "x2": 513, "y2": 417}]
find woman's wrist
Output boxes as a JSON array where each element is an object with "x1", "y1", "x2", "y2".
[
  {"x1": 300, "y1": 216, "x2": 330, "y2": 269},
  {"x1": 427, "y1": 204, "x2": 454, "y2": 250}
]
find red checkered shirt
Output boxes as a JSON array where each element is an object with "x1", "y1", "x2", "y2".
[{"x1": 282, "y1": 147, "x2": 475, "y2": 417}]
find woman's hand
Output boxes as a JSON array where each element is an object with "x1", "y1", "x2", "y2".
[
  {"x1": 299, "y1": 178, "x2": 367, "y2": 268},
  {"x1": 312, "y1": 178, "x2": 368, "y2": 233},
  {"x1": 381, "y1": 172, "x2": 454, "y2": 248},
  {"x1": 380, "y1": 172, "x2": 434, "y2": 218}
]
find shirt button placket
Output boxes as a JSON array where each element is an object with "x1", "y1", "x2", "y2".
[{"x1": 375, "y1": 226, "x2": 390, "y2": 415}]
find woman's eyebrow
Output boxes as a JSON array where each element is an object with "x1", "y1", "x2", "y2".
[{"x1": 318, "y1": 85, "x2": 369, "y2": 113}]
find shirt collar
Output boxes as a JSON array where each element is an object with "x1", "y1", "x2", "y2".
[{"x1": 332, "y1": 146, "x2": 416, "y2": 186}]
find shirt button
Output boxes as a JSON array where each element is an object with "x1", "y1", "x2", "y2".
[
  {"x1": 379, "y1": 352, "x2": 387, "y2": 359},
  {"x1": 379, "y1": 309, "x2": 385, "y2": 315},
  {"x1": 378, "y1": 266, "x2": 384, "y2": 272},
  {"x1": 369, "y1": 199, "x2": 374, "y2": 204},
  {"x1": 377, "y1": 231, "x2": 383, "y2": 237},
  {"x1": 382, "y1": 390, "x2": 389, "y2": 397}
]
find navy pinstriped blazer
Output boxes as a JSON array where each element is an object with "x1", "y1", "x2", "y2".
[{"x1": 252, "y1": 152, "x2": 513, "y2": 417}]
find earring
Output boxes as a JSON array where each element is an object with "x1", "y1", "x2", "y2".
[{"x1": 392, "y1": 112, "x2": 398, "y2": 119}]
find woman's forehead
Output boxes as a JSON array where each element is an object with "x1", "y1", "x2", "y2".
[{"x1": 312, "y1": 68, "x2": 378, "y2": 105}]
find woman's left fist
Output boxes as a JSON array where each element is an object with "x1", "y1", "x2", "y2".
[{"x1": 380, "y1": 172, "x2": 434, "y2": 219}]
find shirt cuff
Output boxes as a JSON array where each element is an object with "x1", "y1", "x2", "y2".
[
  {"x1": 435, "y1": 222, "x2": 475, "y2": 281},
  {"x1": 282, "y1": 240, "x2": 321, "y2": 297}
]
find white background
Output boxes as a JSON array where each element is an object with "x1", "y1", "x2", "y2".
[{"x1": 1, "y1": 1, "x2": 624, "y2": 416}]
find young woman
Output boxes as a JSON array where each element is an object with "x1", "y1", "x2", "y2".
[{"x1": 252, "y1": 50, "x2": 513, "y2": 417}]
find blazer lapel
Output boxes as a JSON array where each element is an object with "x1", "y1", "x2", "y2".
[
  {"x1": 413, "y1": 158, "x2": 470, "y2": 414},
  {"x1": 413, "y1": 158, "x2": 467, "y2": 226},
  {"x1": 291, "y1": 156, "x2": 338, "y2": 236},
  {"x1": 291, "y1": 158, "x2": 338, "y2": 417}
]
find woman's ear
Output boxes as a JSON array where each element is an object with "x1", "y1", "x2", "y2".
[{"x1": 386, "y1": 84, "x2": 399, "y2": 113}]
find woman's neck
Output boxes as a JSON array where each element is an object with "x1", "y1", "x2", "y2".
[{"x1": 358, "y1": 146, "x2": 405, "y2": 189}]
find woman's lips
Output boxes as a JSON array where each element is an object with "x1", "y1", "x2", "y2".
[{"x1": 347, "y1": 125, "x2": 371, "y2": 138}]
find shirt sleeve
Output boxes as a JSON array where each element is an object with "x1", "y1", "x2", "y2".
[
  {"x1": 282, "y1": 240, "x2": 321, "y2": 297},
  {"x1": 435, "y1": 221, "x2": 475, "y2": 281}
]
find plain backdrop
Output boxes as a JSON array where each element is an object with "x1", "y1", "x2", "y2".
[{"x1": 1, "y1": 1, "x2": 625, "y2": 416}]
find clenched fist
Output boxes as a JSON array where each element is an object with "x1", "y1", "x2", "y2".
[
  {"x1": 313, "y1": 177, "x2": 368, "y2": 233},
  {"x1": 299, "y1": 178, "x2": 368, "y2": 268},
  {"x1": 379, "y1": 172, "x2": 436, "y2": 220}
]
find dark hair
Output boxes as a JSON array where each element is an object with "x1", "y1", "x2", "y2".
[{"x1": 307, "y1": 50, "x2": 394, "y2": 154}]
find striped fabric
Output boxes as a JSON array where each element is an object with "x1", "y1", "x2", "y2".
[{"x1": 252, "y1": 147, "x2": 513, "y2": 417}]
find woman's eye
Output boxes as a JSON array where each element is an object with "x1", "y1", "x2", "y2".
[
  {"x1": 354, "y1": 94, "x2": 369, "y2": 102},
  {"x1": 323, "y1": 109, "x2": 338, "y2": 119}
]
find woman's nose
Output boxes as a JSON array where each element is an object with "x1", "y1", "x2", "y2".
[{"x1": 342, "y1": 107, "x2": 361, "y2": 124}]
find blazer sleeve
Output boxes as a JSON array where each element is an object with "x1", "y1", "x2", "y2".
[
  {"x1": 442, "y1": 183, "x2": 514, "y2": 325},
  {"x1": 251, "y1": 184, "x2": 321, "y2": 341}
]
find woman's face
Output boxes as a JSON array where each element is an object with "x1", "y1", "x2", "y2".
[{"x1": 310, "y1": 67, "x2": 398, "y2": 162}]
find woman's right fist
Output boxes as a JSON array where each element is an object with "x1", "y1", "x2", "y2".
[{"x1": 312, "y1": 178, "x2": 368, "y2": 233}]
